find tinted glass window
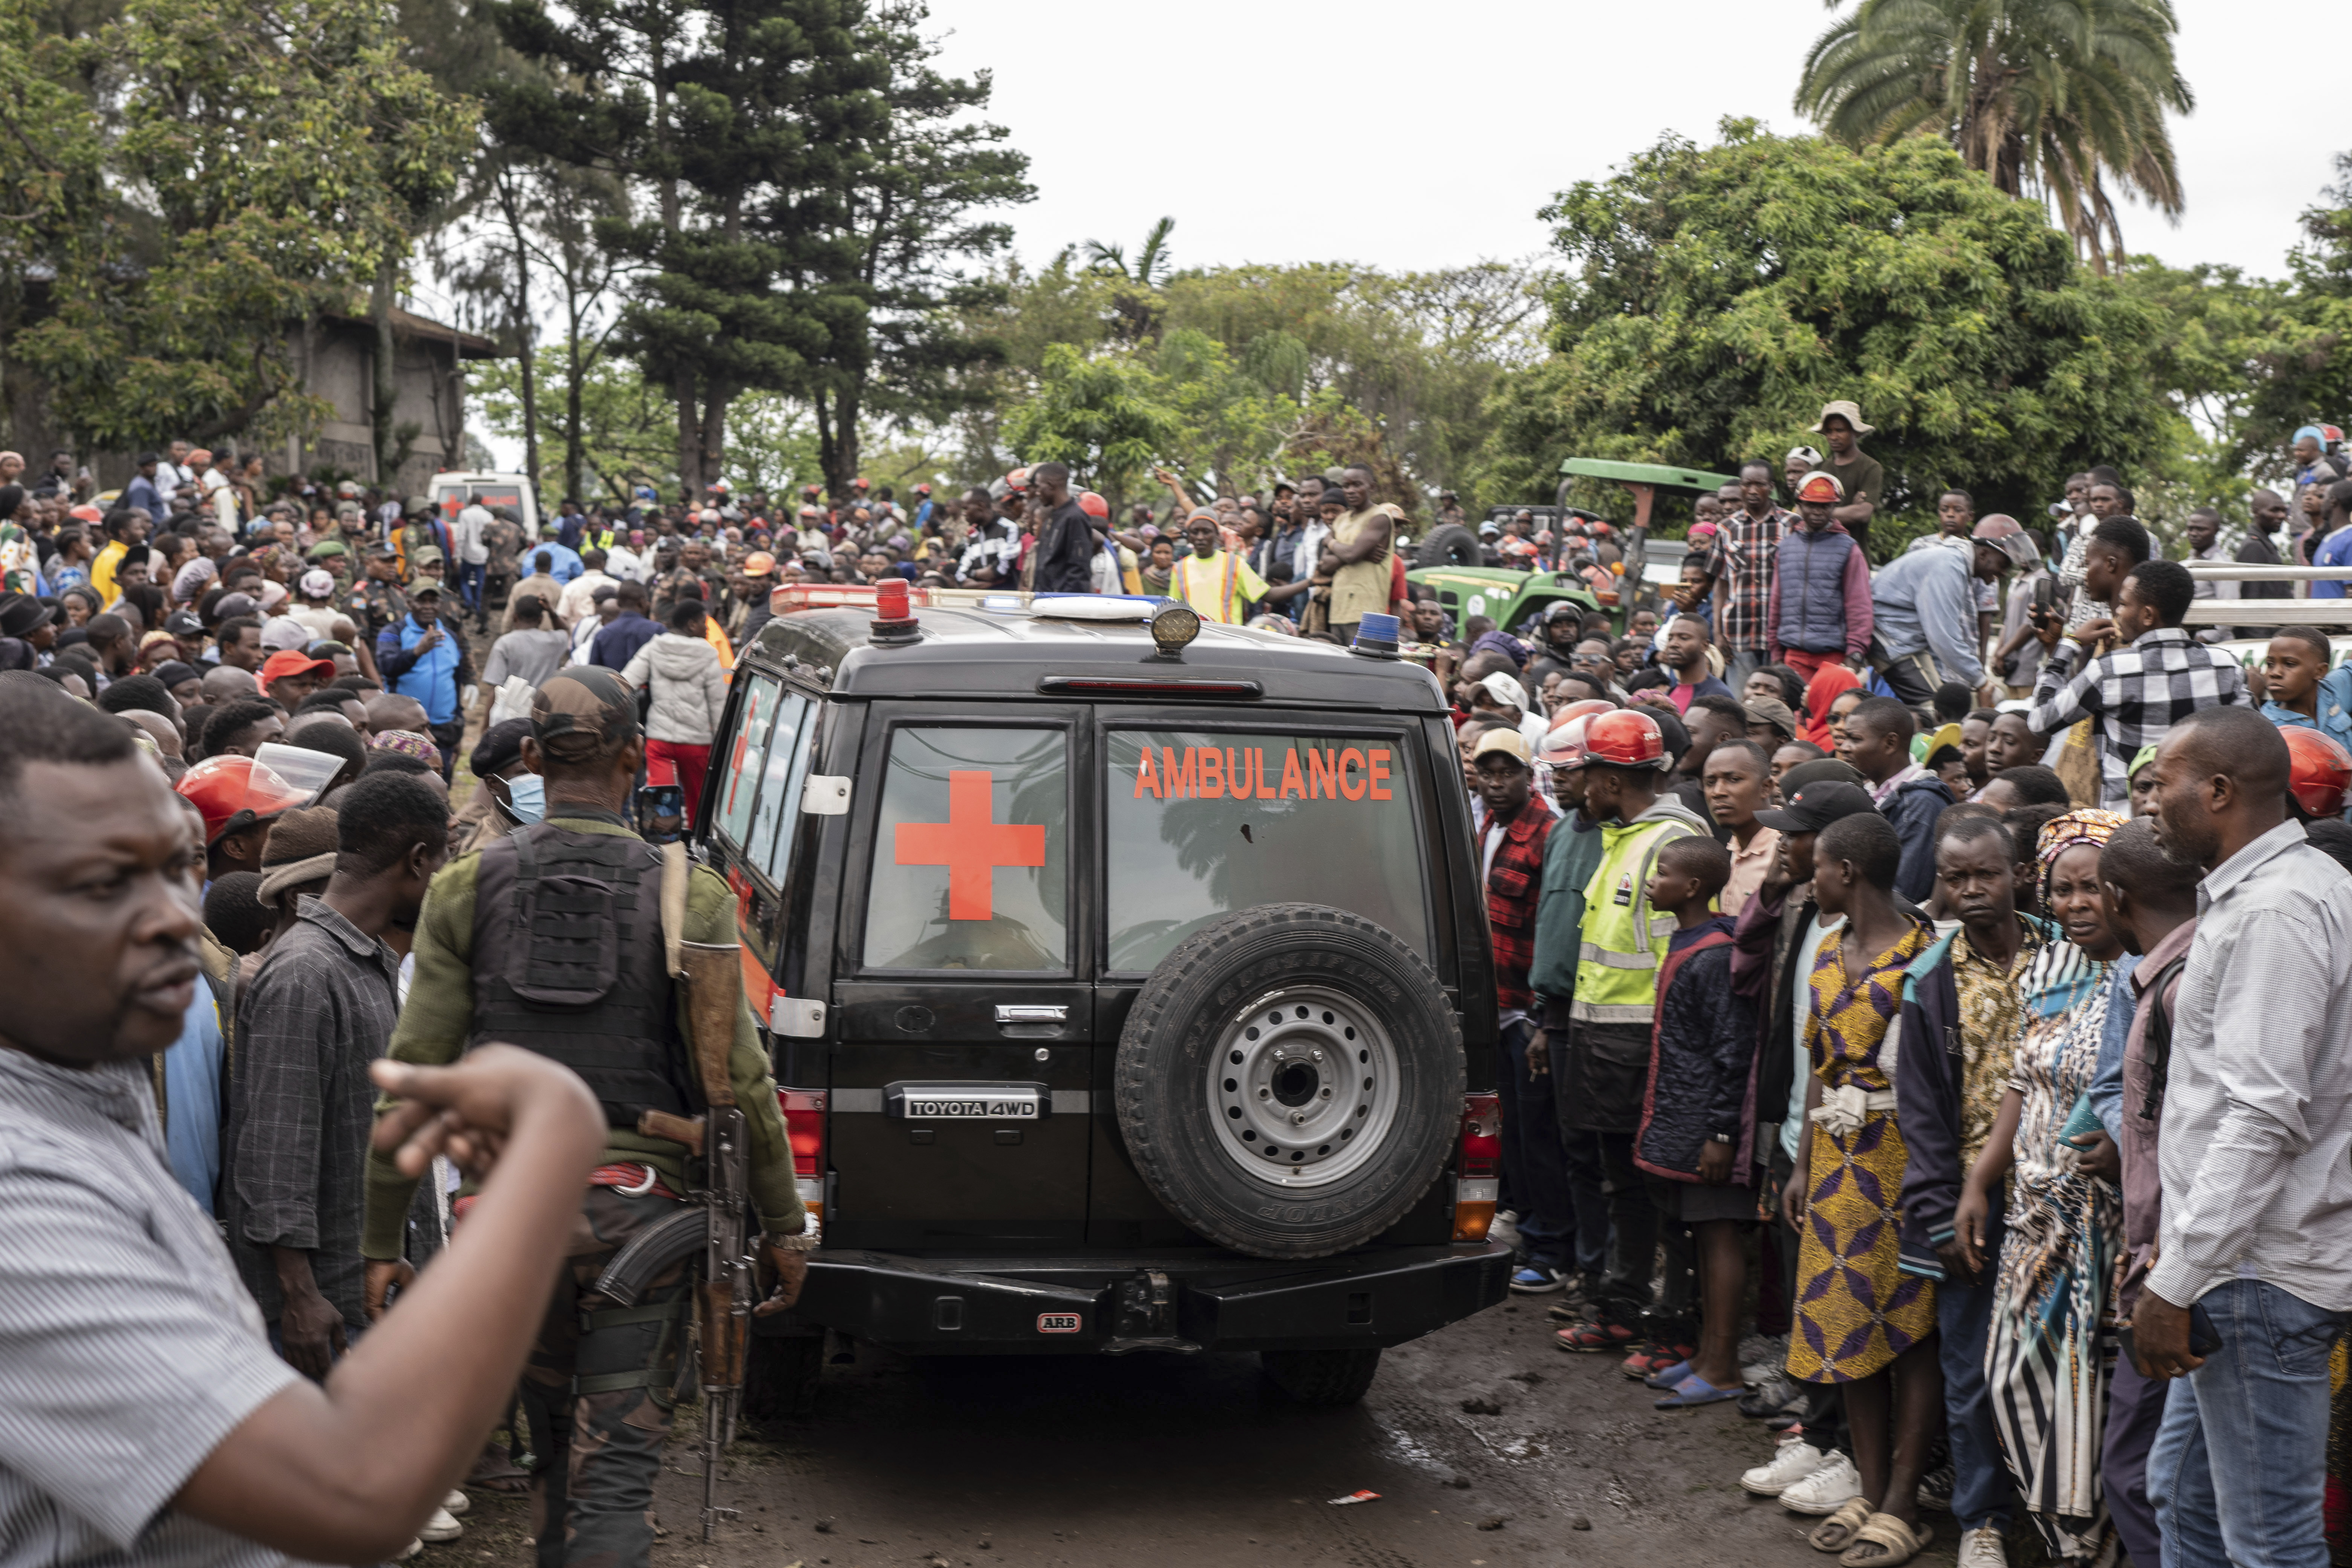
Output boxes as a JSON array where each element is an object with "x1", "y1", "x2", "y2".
[
  {"x1": 1104, "y1": 730, "x2": 1429, "y2": 972},
  {"x1": 863, "y1": 727, "x2": 1068, "y2": 971},
  {"x1": 713, "y1": 675, "x2": 779, "y2": 851},
  {"x1": 745, "y1": 692, "x2": 815, "y2": 886}
]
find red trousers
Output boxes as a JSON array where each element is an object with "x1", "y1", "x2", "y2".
[
  {"x1": 1776, "y1": 648, "x2": 1848, "y2": 684},
  {"x1": 646, "y1": 738, "x2": 711, "y2": 827}
]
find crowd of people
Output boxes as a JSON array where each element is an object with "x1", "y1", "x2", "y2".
[
  {"x1": 5, "y1": 404, "x2": 2352, "y2": 1568},
  {"x1": 1455, "y1": 411, "x2": 2352, "y2": 1568}
]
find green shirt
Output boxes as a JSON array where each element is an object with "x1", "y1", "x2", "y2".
[{"x1": 360, "y1": 814, "x2": 805, "y2": 1259}]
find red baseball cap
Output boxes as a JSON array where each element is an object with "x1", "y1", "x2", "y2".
[{"x1": 260, "y1": 649, "x2": 335, "y2": 686}]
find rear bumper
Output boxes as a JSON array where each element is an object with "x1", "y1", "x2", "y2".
[{"x1": 755, "y1": 1242, "x2": 1511, "y2": 1354}]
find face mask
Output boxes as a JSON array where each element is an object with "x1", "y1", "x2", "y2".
[{"x1": 506, "y1": 772, "x2": 545, "y2": 824}]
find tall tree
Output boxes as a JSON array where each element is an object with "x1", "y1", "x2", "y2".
[
  {"x1": 1796, "y1": 0, "x2": 2193, "y2": 274},
  {"x1": 786, "y1": 0, "x2": 1031, "y2": 494},
  {"x1": 15, "y1": 0, "x2": 471, "y2": 452},
  {"x1": 488, "y1": 0, "x2": 880, "y2": 500},
  {"x1": 1482, "y1": 122, "x2": 2170, "y2": 548}
]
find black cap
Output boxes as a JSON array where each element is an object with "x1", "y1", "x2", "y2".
[{"x1": 1756, "y1": 779, "x2": 1879, "y2": 835}]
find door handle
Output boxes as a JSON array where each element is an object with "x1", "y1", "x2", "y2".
[{"x1": 994, "y1": 1004, "x2": 1068, "y2": 1024}]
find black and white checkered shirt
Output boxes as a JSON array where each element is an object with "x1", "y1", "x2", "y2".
[{"x1": 2027, "y1": 626, "x2": 2248, "y2": 807}]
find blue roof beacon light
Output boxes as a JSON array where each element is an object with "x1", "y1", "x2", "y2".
[{"x1": 1350, "y1": 611, "x2": 1402, "y2": 660}]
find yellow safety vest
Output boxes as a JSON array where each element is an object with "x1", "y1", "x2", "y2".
[{"x1": 1571, "y1": 810, "x2": 1703, "y2": 1025}]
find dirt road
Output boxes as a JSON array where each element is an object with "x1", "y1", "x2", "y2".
[{"x1": 447, "y1": 1298, "x2": 1954, "y2": 1568}]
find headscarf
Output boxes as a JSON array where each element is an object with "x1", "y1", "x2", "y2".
[
  {"x1": 2037, "y1": 808, "x2": 2127, "y2": 902},
  {"x1": 1799, "y1": 662, "x2": 1862, "y2": 750},
  {"x1": 371, "y1": 729, "x2": 443, "y2": 769}
]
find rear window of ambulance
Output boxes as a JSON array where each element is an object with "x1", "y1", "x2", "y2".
[{"x1": 1102, "y1": 730, "x2": 1430, "y2": 973}]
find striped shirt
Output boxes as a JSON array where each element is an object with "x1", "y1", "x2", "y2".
[
  {"x1": 0, "y1": 1048, "x2": 298, "y2": 1568},
  {"x1": 2026, "y1": 626, "x2": 2247, "y2": 808},
  {"x1": 2148, "y1": 821, "x2": 2352, "y2": 1312}
]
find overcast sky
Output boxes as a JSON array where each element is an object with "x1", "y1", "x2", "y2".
[{"x1": 926, "y1": 0, "x2": 2348, "y2": 283}]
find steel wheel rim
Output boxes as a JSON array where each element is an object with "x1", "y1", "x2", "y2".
[{"x1": 1206, "y1": 985, "x2": 1401, "y2": 1189}]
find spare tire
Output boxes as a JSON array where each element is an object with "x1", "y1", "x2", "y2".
[
  {"x1": 1113, "y1": 904, "x2": 1463, "y2": 1259},
  {"x1": 1413, "y1": 522, "x2": 1482, "y2": 568}
]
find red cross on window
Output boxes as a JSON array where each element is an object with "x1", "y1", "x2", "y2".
[{"x1": 893, "y1": 769, "x2": 1046, "y2": 920}]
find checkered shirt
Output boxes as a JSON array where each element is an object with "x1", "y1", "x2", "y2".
[
  {"x1": 1703, "y1": 507, "x2": 1792, "y2": 654},
  {"x1": 2026, "y1": 626, "x2": 2248, "y2": 808}
]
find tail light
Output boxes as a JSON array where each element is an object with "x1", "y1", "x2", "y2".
[
  {"x1": 1453, "y1": 1092, "x2": 1501, "y2": 1242},
  {"x1": 781, "y1": 1088, "x2": 827, "y2": 1234}
]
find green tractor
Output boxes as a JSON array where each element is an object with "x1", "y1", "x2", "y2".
[{"x1": 1407, "y1": 458, "x2": 1740, "y2": 641}]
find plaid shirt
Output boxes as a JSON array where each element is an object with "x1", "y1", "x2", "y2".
[
  {"x1": 1482, "y1": 793, "x2": 1556, "y2": 1011},
  {"x1": 2027, "y1": 626, "x2": 2248, "y2": 808},
  {"x1": 225, "y1": 897, "x2": 403, "y2": 1334},
  {"x1": 1703, "y1": 507, "x2": 1792, "y2": 654}
]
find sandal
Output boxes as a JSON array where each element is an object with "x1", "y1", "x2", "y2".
[
  {"x1": 1837, "y1": 1513, "x2": 1931, "y2": 1566},
  {"x1": 1652, "y1": 1372, "x2": 1742, "y2": 1409},
  {"x1": 1808, "y1": 1497, "x2": 1873, "y2": 1554}
]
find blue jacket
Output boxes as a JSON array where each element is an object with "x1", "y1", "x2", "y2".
[
  {"x1": 1870, "y1": 541, "x2": 1985, "y2": 686},
  {"x1": 1632, "y1": 918, "x2": 1760, "y2": 1181},
  {"x1": 590, "y1": 611, "x2": 660, "y2": 672},
  {"x1": 529, "y1": 540, "x2": 585, "y2": 584},
  {"x1": 377, "y1": 611, "x2": 468, "y2": 725},
  {"x1": 2263, "y1": 665, "x2": 2352, "y2": 772},
  {"x1": 1768, "y1": 522, "x2": 1871, "y2": 659},
  {"x1": 1883, "y1": 773, "x2": 1958, "y2": 905}
]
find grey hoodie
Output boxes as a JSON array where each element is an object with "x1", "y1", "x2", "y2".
[{"x1": 621, "y1": 631, "x2": 728, "y2": 744}]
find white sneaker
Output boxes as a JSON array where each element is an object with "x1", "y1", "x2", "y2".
[
  {"x1": 1489, "y1": 1211, "x2": 1523, "y2": 1252},
  {"x1": 418, "y1": 1508, "x2": 464, "y2": 1544},
  {"x1": 1956, "y1": 1525, "x2": 2009, "y2": 1568},
  {"x1": 440, "y1": 1491, "x2": 470, "y2": 1517},
  {"x1": 1777, "y1": 1451, "x2": 1863, "y2": 1516},
  {"x1": 1740, "y1": 1436, "x2": 1827, "y2": 1497},
  {"x1": 396, "y1": 1540, "x2": 424, "y2": 1561}
]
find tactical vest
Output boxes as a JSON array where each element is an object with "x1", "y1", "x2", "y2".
[{"x1": 469, "y1": 820, "x2": 699, "y2": 1129}]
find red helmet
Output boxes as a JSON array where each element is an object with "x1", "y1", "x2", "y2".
[
  {"x1": 175, "y1": 754, "x2": 310, "y2": 844},
  {"x1": 1581, "y1": 708, "x2": 1668, "y2": 770},
  {"x1": 1077, "y1": 490, "x2": 1110, "y2": 519},
  {"x1": 1004, "y1": 467, "x2": 1029, "y2": 493},
  {"x1": 1534, "y1": 701, "x2": 1617, "y2": 768},
  {"x1": 2282, "y1": 727, "x2": 2352, "y2": 819}
]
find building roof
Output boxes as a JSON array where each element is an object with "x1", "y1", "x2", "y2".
[{"x1": 320, "y1": 304, "x2": 504, "y2": 360}]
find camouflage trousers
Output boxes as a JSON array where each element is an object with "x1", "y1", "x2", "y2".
[{"x1": 520, "y1": 1184, "x2": 691, "y2": 1568}]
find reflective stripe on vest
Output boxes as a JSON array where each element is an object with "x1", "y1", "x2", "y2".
[{"x1": 1571, "y1": 818, "x2": 1699, "y2": 1020}]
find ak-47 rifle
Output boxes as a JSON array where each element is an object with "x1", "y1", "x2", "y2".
[{"x1": 613, "y1": 844, "x2": 754, "y2": 1542}]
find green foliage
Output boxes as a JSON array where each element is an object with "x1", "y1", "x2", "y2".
[
  {"x1": 954, "y1": 250, "x2": 1545, "y2": 509},
  {"x1": 1483, "y1": 122, "x2": 2170, "y2": 553},
  {"x1": 1796, "y1": 0, "x2": 2191, "y2": 272},
  {"x1": 11, "y1": 0, "x2": 472, "y2": 448},
  {"x1": 471, "y1": 349, "x2": 675, "y2": 504},
  {"x1": 997, "y1": 343, "x2": 1175, "y2": 505},
  {"x1": 787, "y1": 0, "x2": 1032, "y2": 493}
]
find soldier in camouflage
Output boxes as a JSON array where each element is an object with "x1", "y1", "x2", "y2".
[{"x1": 361, "y1": 668, "x2": 809, "y2": 1568}]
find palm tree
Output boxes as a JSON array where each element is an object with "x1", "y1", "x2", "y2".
[
  {"x1": 1795, "y1": 0, "x2": 2193, "y2": 273},
  {"x1": 1083, "y1": 216, "x2": 1177, "y2": 287}
]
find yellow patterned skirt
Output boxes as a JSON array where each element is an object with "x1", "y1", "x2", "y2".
[{"x1": 1788, "y1": 1110, "x2": 1937, "y2": 1384}]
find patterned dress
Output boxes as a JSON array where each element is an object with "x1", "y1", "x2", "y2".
[
  {"x1": 1788, "y1": 919, "x2": 1937, "y2": 1384},
  {"x1": 1986, "y1": 938, "x2": 2116, "y2": 1559}
]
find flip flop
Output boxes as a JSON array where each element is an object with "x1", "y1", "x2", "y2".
[
  {"x1": 1808, "y1": 1497, "x2": 1873, "y2": 1553},
  {"x1": 1652, "y1": 1372, "x2": 1742, "y2": 1408},
  {"x1": 1642, "y1": 1360, "x2": 1693, "y2": 1389},
  {"x1": 1838, "y1": 1513, "x2": 1932, "y2": 1566}
]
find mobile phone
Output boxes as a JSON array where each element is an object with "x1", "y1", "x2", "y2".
[
  {"x1": 2119, "y1": 1305, "x2": 2224, "y2": 1370},
  {"x1": 2033, "y1": 576, "x2": 2055, "y2": 613}
]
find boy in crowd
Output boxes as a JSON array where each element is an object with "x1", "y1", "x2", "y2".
[
  {"x1": 1630, "y1": 837, "x2": 1757, "y2": 1407},
  {"x1": 1892, "y1": 813, "x2": 2050, "y2": 1566}
]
